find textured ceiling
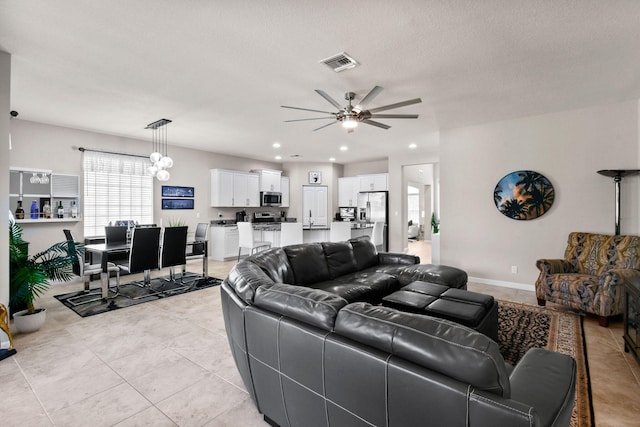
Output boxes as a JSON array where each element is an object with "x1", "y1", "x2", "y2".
[{"x1": 2, "y1": 0, "x2": 640, "y2": 164}]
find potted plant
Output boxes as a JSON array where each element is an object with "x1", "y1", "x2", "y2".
[{"x1": 9, "y1": 220, "x2": 80, "y2": 333}]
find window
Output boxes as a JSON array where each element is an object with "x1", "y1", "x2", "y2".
[
  {"x1": 83, "y1": 151, "x2": 154, "y2": 237},
  {"x1": 407, "y1": 185, "x2": 420, "y2": 225}
]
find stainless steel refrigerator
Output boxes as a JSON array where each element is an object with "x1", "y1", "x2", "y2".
[{"x1": 357, "y1": 191, "x2": 388, "y2": 251}]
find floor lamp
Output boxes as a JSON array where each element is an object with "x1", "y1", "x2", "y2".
[{"x1": 597, "y1": 169, "x2": 640, "y2": 235}]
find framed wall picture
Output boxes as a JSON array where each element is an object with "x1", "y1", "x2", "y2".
[
  {"x1": 308, "y1": 171, "x2": 322, "y2": 184},
  {"x1": 161, "y1": 185, "x2": 194, "y2": 197},
  {"x1": 493, "y1": 170, "x2": 554, "y2": 220},
  {"x1": 162, "y1": 198, "x2": 194, "y2": 210}
]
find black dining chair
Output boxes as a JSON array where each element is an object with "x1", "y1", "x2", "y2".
[
  {"x1": 160, "y1": 226, "x2": 193, "y2": 291},
  {"x1": 63, "y1": 229, "x2": 121, "y2": 306},
  {"x1": 115, "y1": 226, "x2": 161, "y2": 298},
  {"x1": 104, "y1": 225, "x2": 129, "y2": 263},
  {"x1": 184, "y1": 222, "x2": 209, "y2": 277}
]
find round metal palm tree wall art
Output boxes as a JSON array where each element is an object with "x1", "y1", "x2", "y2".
[{"x1": 494, "y1": 170, "x2": 555, "y2": 220}]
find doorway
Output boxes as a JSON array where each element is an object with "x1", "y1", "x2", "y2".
[{"x1": 403, "y1": 163, "x2": 435, "y2": 262}]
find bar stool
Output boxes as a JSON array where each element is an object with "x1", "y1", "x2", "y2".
[{"x1": 237, "y1": 222, "x2": 271, "y2": 261}]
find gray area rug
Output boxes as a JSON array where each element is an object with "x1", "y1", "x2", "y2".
[{"x1": 54, "y1": 273, "x2": 221, "y2": 318}]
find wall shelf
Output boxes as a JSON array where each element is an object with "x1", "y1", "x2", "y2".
[{"x1": 15, "y1": 218, "x2": 81, "y2": 224}]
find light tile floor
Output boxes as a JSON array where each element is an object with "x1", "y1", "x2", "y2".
[{"x1": 2, "y1": 247, "x2": 639, "y2": 426}]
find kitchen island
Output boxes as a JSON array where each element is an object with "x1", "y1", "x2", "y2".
[{"x1": 209, "y1": 220, "x2": 374, "y2": 261}]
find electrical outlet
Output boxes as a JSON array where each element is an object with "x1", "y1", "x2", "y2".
[
  {"x1": 196, "y1": 212, "x2": 201, "y2": 218},
  {"x1": 511, "y1": 265, "x2": 518, "y2": 274}
]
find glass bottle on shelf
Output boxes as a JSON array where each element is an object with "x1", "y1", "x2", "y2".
[
  {"x1": 30, "y1": 200, "x2": 39, "y2": 219},
  {"x1": 71, "y1": 201, "x2": 78, "y2": 218},
  {"x1": 43, "y1": 200, "x2": 52, "y2": 219},
  {"x1": 15, "y1": 200, "x2": 25, "y2": 220},
  {"x1": 57, "y1": 201, "x2": 64, "y2": 218}
]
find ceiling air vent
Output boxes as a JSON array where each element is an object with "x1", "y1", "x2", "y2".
[{"x1": 320, "y1": 52, "x2": 359, "y2": 72}]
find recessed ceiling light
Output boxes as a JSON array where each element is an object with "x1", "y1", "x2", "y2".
[
  {"x1": 409, "y1": 143, "x2": 417, "y2": 149},
  {"x1": 329, "y1": 157, "x2": 336, "y2": 162},
  {"x1": 272, "y1": 142, "x2": 281, "y2": 148},
  {"x1": 275, "y1": 155, "x2": 282, "y2": 160},
  {"x1": 340, "y1": 146, "x2": 348, "y2": 151}
]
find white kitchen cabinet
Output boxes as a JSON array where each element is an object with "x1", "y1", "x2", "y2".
[
  {"x1": 280, "y1": 176, "x2": 290, "y2": 207},
  {"x1": 210, "y1": 169, "x2": 260, "y2": 207},
  {"x1": 302, "y1": 185, "x2": 328, "y2": 227},
  {"x1": 210, "y1": 226, "x2": 240, "y2": 261},
  {"x1": 234, "y1": 172, "x2": 260, "y2": 207},
  {"x1": 252, "y1": 169, "x2": 282, "y2": 192},
  {"x1": 338, "y1": 176, "x2": 360, "y2": 207},
  {"x1": 359, "y1": 173, "x2": 388, "y2": 191},
  {"x1": 210, "y1": 169, "x2": 234, "y2": 206}
]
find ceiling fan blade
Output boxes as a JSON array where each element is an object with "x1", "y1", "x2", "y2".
[
  {"x1": 313, "y1": 121, "x2": 339, "y2": 131},
  {"x1": 354, "y1": 86, "x2": 383, "y2": 111},
  {"x1": 281, "y1": 105, "x2": 336, "y2": 115},
  {"x1": 284, "y1": 117, "x2": 336, "y2": 122},
  {"x1": 284, "y1": 117, "x2": 335, "y2": 122},
  {"x1": 362, "y1": 119, "x2": 391, "y2": 129},
  {"x1": 367, "y1": 98, "x2": 422, "y2": 113},
  {"x1": 369, "y1": 113, "x2": 419, "y2": 119},
  {"x1": 315, "y1": 90, "x2": 343, "y2": 109}
]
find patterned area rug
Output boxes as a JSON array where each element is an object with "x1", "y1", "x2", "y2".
[
  {"x1": 498, "y1": 300, "x2": 594, "y2": 427},
  {"x1": 54, "y1": 273, "x2": 222, "y2": 318}
]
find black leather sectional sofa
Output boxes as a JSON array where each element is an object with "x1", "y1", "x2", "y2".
[{"x1": 221, "y1": 237, "x2": 576, "y2": 427}]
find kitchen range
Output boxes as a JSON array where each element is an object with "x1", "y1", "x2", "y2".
[{"x1": 252, "y1": 211, "x2": 282, "y2": 230}]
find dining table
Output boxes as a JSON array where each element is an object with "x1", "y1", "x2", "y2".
[
  {"x1": 84, "y1": 242, "x2": 131, "y2": 300},
  {"x1": 84, "y1": 239, "x2": 209, "y2": 299}
]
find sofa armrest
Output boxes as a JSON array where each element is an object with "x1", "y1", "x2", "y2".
[
  {"x1": 378, "y1": 252, "x2": 420, "y2": 265},
  {"x1": 535, "y1": 259, "x2": 574, "y2": 274},
  {"x1": 509, "y1": 348, "x2": 576, "y2": 427},
  {"x1": 596, "y1": 268, "x2": 640, "y2": 316},
  {"x1": 604, "y1": 268, "x2": 640, "y2": 288}
]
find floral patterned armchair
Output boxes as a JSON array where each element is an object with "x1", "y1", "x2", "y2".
[{"x1": 535, "y1": 232, "x2": 640, "y2": 326}]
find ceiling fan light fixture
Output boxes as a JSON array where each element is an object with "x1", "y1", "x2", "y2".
[{"x1": 342, "y1": 116, "x2": 358, "y2": 129}]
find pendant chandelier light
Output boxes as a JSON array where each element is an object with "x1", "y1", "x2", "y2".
[{"x1": 146, "y1": 118, "x2": 173, "y2": 181}]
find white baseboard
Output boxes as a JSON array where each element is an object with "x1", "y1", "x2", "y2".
[{"x1": 468, "y1": 276, "x2": 535, "y2": 292}]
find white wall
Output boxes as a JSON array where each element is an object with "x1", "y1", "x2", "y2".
[
  {"x1": 1, "y1": 51, "x2": 10, "y2": 310},
  {"x1": 440, "y1": 100, "x2": 640, "y2": 288},
  {"x1": 343, "y1": 159, "x2": 388, "y2": 176}
]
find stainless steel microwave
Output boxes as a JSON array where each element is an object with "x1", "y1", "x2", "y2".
[{"x1": 260, "y1": 191, "x2": 282, "y2": 207}]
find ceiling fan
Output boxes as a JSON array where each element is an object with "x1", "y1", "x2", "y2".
[{"x1": 281, "y1": 86, "x2": 421, "y2": 132}]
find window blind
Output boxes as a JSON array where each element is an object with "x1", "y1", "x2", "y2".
[{"x1": 83, "y1": 151, "x2": 154, "y2": 237}]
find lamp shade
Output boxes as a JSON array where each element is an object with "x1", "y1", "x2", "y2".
[
  {"x1": 160, "y1": 156, "x2": 174, "y2": 169},
  {"x1": 150, "y1": 152, "x2": 162, "y2": 163},
  {"x1": 157, "y1": 169, "x2": 170, "y2": 181}
]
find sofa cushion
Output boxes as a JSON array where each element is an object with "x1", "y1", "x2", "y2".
[
  {"x1": 249, "y1": 248, "x2": 295, "y2": 284},
  {"x1": 349, "y1": 236, "x2": 379, "y2": 270},
  {"x1": 254, "y1": 284, "x2": 348, "y2": 331},
  {"x1": 322, "y1": 241, "x2": 358, "y2": 278},
  {"x1": 397, "y1": 264, "x2": 468, "y2": 289},
  {"x1": 335, "y1": 302, "x2": 511, "y2": 397},
  {"x1": 284, "y1": 243, "x2": 331, "y2": 285},
  {"x1": 565, "y1": 232, "x2": 640, "y2": 276},
  {"x1": 309, "y1": 282, "x2": 379, "y2": 303}
]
